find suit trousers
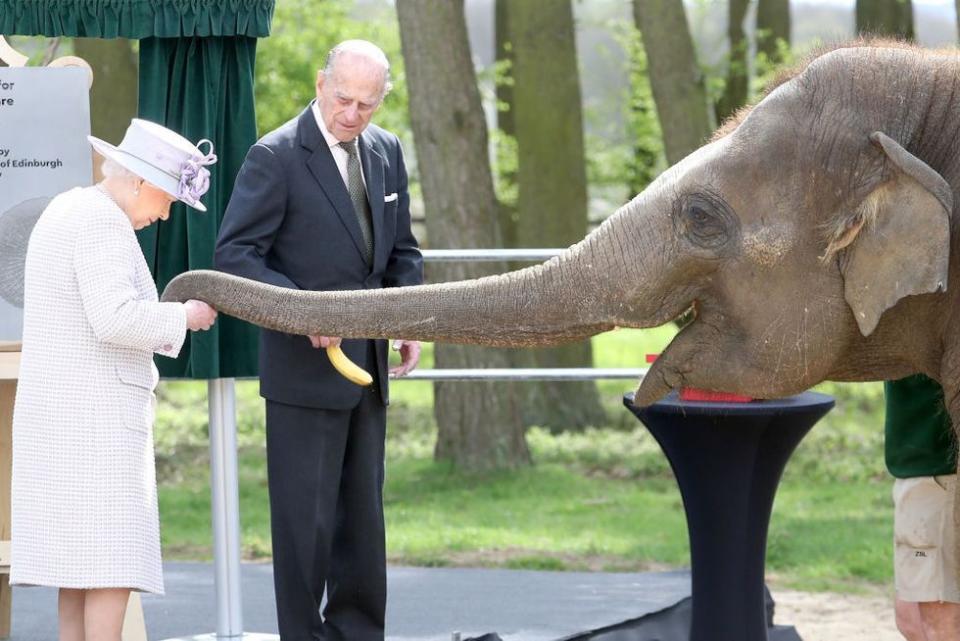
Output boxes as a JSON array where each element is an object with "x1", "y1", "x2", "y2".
[{"x1": 265, "y1": 344, "x2": 387, "y2": 641}]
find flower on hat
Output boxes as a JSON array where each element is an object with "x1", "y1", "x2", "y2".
[{"x1": 177, "y1": 139, "x2": 217, "y2": 207}]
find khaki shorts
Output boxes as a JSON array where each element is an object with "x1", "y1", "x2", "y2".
[{"x1": 893, "y1": 475, "x2": 960, "y2": 603}]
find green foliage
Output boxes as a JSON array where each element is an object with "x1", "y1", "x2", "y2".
[
  {"x1": 795, "y1": 381, "x2": 887, "y2": 483},
  {"x1": 489, "y1": 52, "x2": 519, "y2": 209},
  {"x1": 754, "y1": 35, "x2": 797, "y2": 95},
  {"x1": 491, "y1": 128, "x2": 519, "y2": 209},
  {"x1": 153, "y1": 379, "x2": 265, "y2": 473},
  {"x1": 4, "y1": 35, "x2": 68, "y2": 65},
  {"x1": 693, "y1": 20, "x2": 797, "y2": 125},
  {"x1": 603, "y1": 22, "x2": 665, "y2": 196}
]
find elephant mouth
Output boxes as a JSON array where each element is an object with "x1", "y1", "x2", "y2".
[
  {"x1": 673, "y1": 300, "x2": 699, "y2": 330},
  {"x1": 658, "y1": 300, "x2": 700, "y2": 366},
  {"x1": 631, "y1": 300, "x2": 710, "y2": 406}
]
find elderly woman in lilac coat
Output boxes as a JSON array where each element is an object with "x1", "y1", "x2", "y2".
[{"x1": 11, "y1": 119, "x2": 218, "y2": 641}]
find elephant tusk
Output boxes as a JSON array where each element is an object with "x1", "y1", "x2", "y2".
[{"x1": 326, "y1": 345, "x2": 374, "y2": 387}]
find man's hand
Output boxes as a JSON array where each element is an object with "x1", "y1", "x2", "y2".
[
  {"x1": 389, "y1": 340, "x2": 421, "y2": 378},
  {"x1": 308, "y1": 335, "x2": 342, "y2": 349},
  {"x1": 185, "y1": 300, "x2": 217, "y2": 331}
]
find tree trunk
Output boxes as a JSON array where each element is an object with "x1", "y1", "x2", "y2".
[
  {"x1": 756, "y1": 0, "x2": 791, "y2": 66},
  {"x1": 716, "y1": 0, "x2": 751, "y2": 124},
  {"x1": 633, "y1": 0, "x2": 713, "y2": 166},
  {"x1": 856, "y1": 0, "x2": 914, "y2": 39},
  {"x1": 495, "y1": 0, "x2": 518, "y2": 249},
  {"x1": 957, "y1": 0, "x2": 960, "y2": 43},
  {"x1": 397, "y1": 0, "x2": 530, "y2": 470},
  {"x1": 494, "y1": 0, "x2": 546, "y2": 422},
  {"x1": 507, "y1": 0, "x2": 606, "y2": 430},
  {"x1": 72, "y1": 39, "x2": 138, "y2": 145}
]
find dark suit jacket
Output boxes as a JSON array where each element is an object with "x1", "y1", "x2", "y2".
[{"x1": 215, "y1": 104, "x2": 423, "y2": 409}]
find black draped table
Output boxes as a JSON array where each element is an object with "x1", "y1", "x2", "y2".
[{"x1": 623, "y1": 391, "x2": 834, "y2": 641}]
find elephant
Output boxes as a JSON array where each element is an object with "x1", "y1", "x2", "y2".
[{"x1": 161, "y1": 42, "x2": 960, "y2": 425}]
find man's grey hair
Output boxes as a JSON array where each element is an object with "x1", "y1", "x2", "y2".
[{"x1": 323, "y1": 39, "x2": 393, "y2": 99}]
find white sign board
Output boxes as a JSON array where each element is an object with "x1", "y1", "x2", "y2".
[{"x1": 0, "y1": 67, "x2": 91, "y2": 342}]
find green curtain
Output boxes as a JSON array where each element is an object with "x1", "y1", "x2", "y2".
[
  {"x1": 0, "y1": 1, "x2": 273, "y2": 38},
  {"x1": 137, "y1": 35, "x2": 259, "y2": 378}
]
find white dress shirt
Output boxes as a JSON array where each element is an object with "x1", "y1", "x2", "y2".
[{"x1": 312, "y1": 101, "x2": 366, "y2": 189}]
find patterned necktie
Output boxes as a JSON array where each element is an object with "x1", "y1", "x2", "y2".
[{"x1": 339, "y1": 139, "x2": 374, "y2": 265}]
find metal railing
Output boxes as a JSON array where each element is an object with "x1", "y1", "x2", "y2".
[
  {"x1": 403, "y1": 368, "x2": 646, "y2": 381},
  {"x1": 407, "y1": 248, "x2": 648, "y2": 382},
  {"x1": 421, "y1": 248, "x2": 564, "y2": 262}
]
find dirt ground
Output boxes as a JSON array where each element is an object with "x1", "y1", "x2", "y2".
[{"x1": 773, "y1": 588, "x2": 902, "y2": 641}]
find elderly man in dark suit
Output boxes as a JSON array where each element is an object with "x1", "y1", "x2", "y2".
[{"x1": 215, "y1": 39, "x2": 422, "y2": 641}]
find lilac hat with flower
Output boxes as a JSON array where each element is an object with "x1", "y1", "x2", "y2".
[{"x1": 87, "y1": 118, "x2": 217, "y2": 212}]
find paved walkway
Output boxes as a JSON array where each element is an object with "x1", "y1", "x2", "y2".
[{"x1": 9, "y1": 563, "x2": 693, "y2": 640}]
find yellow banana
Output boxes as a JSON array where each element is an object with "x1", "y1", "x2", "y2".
[{"x1": 326, "y1": 344, "x2": 373, "y2": 386}]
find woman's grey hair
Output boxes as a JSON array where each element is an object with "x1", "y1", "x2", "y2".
[
  {"x1": 100, "y1": 158, "x2": 138, "y2": 180},
  {"x1": 323, "y1": 39, "x2": 393, "y2": 99}
]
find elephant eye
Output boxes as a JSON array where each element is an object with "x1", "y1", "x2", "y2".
[
  {"x1": 675, "y1": 193, "x2": 734, "y2": 251},
  {"x1": 689, "y1": 205, "x2": 712, "y2": 226}
]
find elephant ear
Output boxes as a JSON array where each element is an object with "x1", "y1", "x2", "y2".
[{"x1": 826, "y1": 131, "x2": 952, "y2": 336}]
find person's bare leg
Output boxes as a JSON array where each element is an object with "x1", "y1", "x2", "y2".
[
  {"x1": 83, "y1": 588, "x2": 130, "y2": 641},
  {"x1": 897, "y1": 598, "x2": 929, "y2": 641},
  {"x1": 59, "y1": 588, "x2": 86, "y2": 641},
  {"x1": 918, "y1": 601, "x2": 960, "y2": 641}
]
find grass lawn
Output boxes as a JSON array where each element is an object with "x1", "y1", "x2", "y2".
[
  {"x1": 154, "y1": 326, "x2": 894, "y2": 594},
  {"x1": 158, "y1": 449, "x2": 892, "y2": 593}
]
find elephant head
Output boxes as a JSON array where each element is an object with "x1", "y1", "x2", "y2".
[{"x1": 163, "y1": 43, "x2": 959, "y2": 408}]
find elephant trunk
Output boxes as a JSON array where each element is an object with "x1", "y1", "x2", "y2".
[
  {"x1": 161, "y1": 199, "x2": 678, "y2": 347},
  {"x1": 161, "y1": 247, "x2": 617, "y2": 347}
]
